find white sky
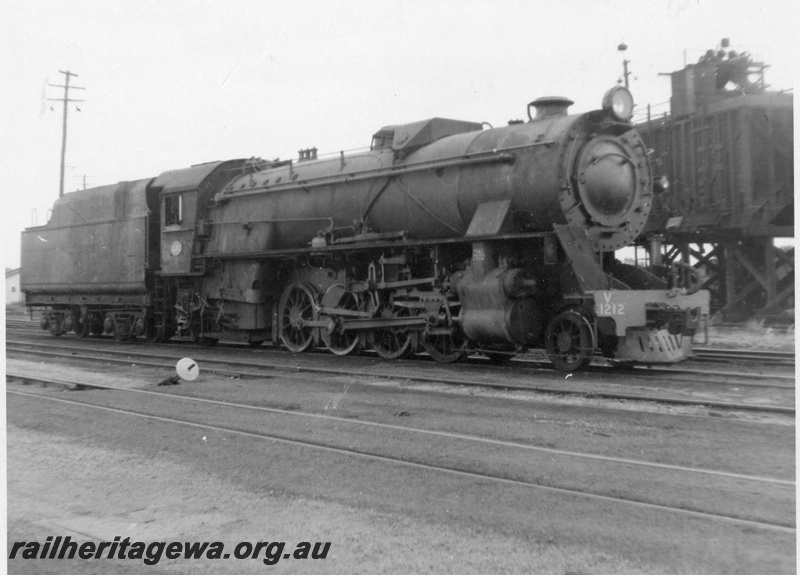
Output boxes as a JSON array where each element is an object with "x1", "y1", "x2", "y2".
[{"x1": 1, "y1": 0, "x2": 796, "y2": 268}]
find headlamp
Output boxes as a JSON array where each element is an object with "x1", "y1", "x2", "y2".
[{"x1": 602, "y1": 86, "x2": 634, "y2": 122}]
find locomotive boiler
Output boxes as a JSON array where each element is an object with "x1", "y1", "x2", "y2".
[{"x1": 22, "y1": 85, "x2": 709, "y2": 371}]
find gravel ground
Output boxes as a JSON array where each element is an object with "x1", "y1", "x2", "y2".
[
  {"x1": 6, "y1": 356, "x2": 795, "y2": 574},
  {"x1": 14, "y1": 419, "x2": 699, "y2": 575}
]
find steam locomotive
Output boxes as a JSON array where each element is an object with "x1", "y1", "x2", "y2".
[{"x1": 21, "y1": 86, "x2": 709, "y2": 371}]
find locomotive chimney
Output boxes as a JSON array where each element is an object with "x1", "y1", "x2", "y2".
[{"x1": 529, "y1": 97, "x2": 574, "y2": 120}]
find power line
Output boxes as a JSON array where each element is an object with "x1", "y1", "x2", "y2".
[{"x1": 47, "y1": 70, "x2": 85, "y2": 198}]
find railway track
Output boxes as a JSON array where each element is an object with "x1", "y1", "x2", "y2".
[
  {"x1": 692, "y1": 347, "x2": 795, "y2": 367},
  {"x1": 8, "y1": 318, "x2": 794, "y2": 368},
  {"x1": 6, "y1": 337, "x2": 795, "y2": 414},
  {"x1": 6, "y1": 320, "x2": 795, "y2": 373},
  {"x1": 7, "y1": 372, "x2": 795, "y2": 534}
]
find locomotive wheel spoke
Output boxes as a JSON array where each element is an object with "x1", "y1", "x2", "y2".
[
  {"x1": 278, "y1": 283, "x2": 318, "y2": 353},
  {"x1": 545, "y1": 310, "x2": 595, "y2": 372},
  {"x1": 367, "y1": 300, "x2": 412, "y2": 360},
  {"x1": 321, "y1": 285, "x2": 360, "y2": 356}
]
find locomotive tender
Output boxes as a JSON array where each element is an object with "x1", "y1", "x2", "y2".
[{"x1": 22, "y1": 86, "x2": 709, "y2": 371}]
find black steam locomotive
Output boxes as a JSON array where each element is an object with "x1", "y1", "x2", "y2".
[{"x1": 21, "y1": 86, "x2": 709, "y2": 371}]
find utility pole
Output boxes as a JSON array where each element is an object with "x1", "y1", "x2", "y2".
[{"x1": 48, "y1": 70, "x2": 84, "y2": 198}]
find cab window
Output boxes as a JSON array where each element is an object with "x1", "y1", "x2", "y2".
[
  {"x1": 371, "y1": 130, "x2": 394, "y2": 150},
  {"x1": 164, "y1": 194, "x2": 182, "y2": 226}
]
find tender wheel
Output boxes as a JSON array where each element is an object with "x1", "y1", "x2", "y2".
[
  {"x1": 544, "y1": 310, "x2": 595, "y2": 372},
  {"x1": 131, "y1": 316, "x2": 148, "y2": 339},
  {"x1": 367, "y1": 299, "x2": 412, "y2": 360},
  {"x1": 320, "y1": 284, "x2": 360, "y2": 356},
  {"x1": 113, "y1": 317, "x2": 132, "y2": 341},
  {"x1": 48, "y1": 315, "x2": 63, "y2": 337},
  {"x1": 278, "y1": 282, "x2": 318, "y2": 353}
]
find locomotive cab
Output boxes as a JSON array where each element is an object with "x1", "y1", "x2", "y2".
[{"x1": 153, "y1": 162, "x2": 229, "y2": 275}]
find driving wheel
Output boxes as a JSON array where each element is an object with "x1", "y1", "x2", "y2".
[
  {"x1": 278, "y1": 282, "x2": 318, "y2": 353},
  {"x1": 320, "y1": 284, "x2": 361, "y2": 356},
  {"x1": 367, "y1": 299, "x2": 412, "y2": 360}
]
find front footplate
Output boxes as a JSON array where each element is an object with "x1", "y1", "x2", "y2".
[{"x1": 589, "y1": 288, "x2": 711, "y2": 365}]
